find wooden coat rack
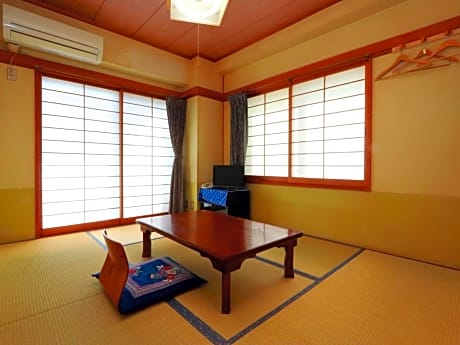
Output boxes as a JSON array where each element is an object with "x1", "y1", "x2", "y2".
[{"x1": 375, "y1": 29, "x2": 460, "y2": 81}]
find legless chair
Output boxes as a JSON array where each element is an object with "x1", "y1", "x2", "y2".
[
  {"x1": 98, "y1": 230, "x2": 129, "y2": 308},
  {"x1": 95, "y1": 230, "x2": 206, "y2": 314}
]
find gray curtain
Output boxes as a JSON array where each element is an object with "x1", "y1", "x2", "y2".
[
  {"x1": 229, "y1": 92, "x2": 248, "y2": 166},
  {"x1": 166, "y1": 97, "x2": 187, "y2": 214}
]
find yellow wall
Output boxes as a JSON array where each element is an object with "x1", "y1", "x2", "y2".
[
  {"x1": 224, "y1": 0, "x2": 460, "y2": 269},
  {"x1": 222, "y1": 102, "x2": 231, "y2": 164},
  {"x1": 197, "y1": 97, "x2": 224, "y2": 184},
  {"x1": 0, "y1": 64, "x2": 35, "y2": 242},
  {"x1": 184, "y1": 97, "x2": 199, "y2": 211},
  {"x1": 184, "y1": 96, "x2": 224, "y2": 210},
  {"x1": 189, "y1": 58, "x2": 224, "y2": 92},
  {"x1": 373, "y1": 46, "x2": 460, "y2": 197},
  {"x1": 248, "y1": 185, "x2": 460, "y2": 269}
]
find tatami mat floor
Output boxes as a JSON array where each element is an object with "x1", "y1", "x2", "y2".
[{"x1": 1, "y1": 224, "x2": 459, "y2": 345}]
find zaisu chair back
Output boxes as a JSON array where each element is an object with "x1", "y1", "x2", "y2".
[{"x1": 99, "y1": 230, "x2": 129, "y2": 307}]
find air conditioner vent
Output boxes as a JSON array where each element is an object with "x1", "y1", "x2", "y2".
[{"x1": 3, "y1": 4, "x2": 103, "y2": 65}]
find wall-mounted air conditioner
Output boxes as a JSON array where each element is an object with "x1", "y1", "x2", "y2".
[{"x1": 2, "y1": 4, "x2": 103, "y2": 65}]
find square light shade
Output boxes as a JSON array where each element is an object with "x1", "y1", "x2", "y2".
[{"x1": 170, "y1": 0, "x2": 229, "y2": 26}]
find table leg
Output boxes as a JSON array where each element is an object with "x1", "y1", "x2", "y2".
[
  {"x1": 221, "y1": 271, "x2": 231, "y2": 314},
  {"x1": 142, "y1": 229, "x2": 151, "y2": 257},
  {"x1": 284, "y1": 241, "x2": 296, "y2": 278}
]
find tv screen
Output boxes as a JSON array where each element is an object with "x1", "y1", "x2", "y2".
[{"x1": 213, "y1": 165, "x2": 244, "y2": 189}]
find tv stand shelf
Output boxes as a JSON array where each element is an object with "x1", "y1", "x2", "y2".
[{"x1": 198, "y1": 187, "x2": 250, "y2": 219}]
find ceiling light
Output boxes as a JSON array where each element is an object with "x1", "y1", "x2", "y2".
[{"x1": 170, "y1": 0, "x2": 229, "y2": 26}]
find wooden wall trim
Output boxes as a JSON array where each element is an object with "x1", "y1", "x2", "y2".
[
  {"x1": 179, "y1": 86, "x2": 227, "y2": 101},
  {"x1": 34, "y1": 70, "x2": 42, "y2": 238},
  {"x1": 364, "y1": 60, "x2": 373, "y2": 192}
]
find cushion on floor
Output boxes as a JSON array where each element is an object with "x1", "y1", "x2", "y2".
[{"x1": 93, "y1": 256, "x2": 206, "y2": 314}]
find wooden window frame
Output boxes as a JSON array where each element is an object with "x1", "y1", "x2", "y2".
[
  {"x1": 245, "y1": 60, "x2": 372, "y2": 191},
  {"x1": 35, "y1": 70, "x2": 173, "y2": 237}
]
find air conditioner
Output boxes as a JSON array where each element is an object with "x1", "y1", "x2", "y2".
[{"x1": 2, "y1": 4, "x2": 103, "y2": 65}]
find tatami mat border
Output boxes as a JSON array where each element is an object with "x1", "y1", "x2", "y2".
[
  {"x1": 226, "y1": 248, "x2": 365, "y2": 345},
  {"x1": 255, "y1": 256, "x2": 320, "y2": 280},
  {"x1": 86, "y1": 230, "x2": 153, "y2": 250},
  {"x1": 86, "y1": 231, "x2": 106, "y2": 250},
  {"x1": 86, "y1": 228, "x2": 365, "y2": 345},
  {"x1": 165, "y1": 247, "x2": 365, "y2": 345},
  {"x1": 168, "y1": 299, "x2": 227, "y2": 345}
]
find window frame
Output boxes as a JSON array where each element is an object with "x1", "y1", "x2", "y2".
[
  {"x1": 245, "y1": 60, "x2": 372, "y2": 191},
  {"x1": 35, "y1": 71, "x2": 173, "y2": 236}
]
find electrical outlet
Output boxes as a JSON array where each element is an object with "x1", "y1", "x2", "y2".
[
  {"x1": 190, "y1": 201, "x2": 194, "y2": 210},
  {"x1": 7, "y1": 67, "x2": 17, "y2": 81}
]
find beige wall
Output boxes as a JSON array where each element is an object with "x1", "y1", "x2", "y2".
[
  {"x1": 0, "y1": 64, "x2": 35, "y2": 242},
  {"x1": 223, "y1": 0, "x2": 460, "y2": 268},
  {"x1": 220, "y1": 0, "x2": 460, "y2": 91}
]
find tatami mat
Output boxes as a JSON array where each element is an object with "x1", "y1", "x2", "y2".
[
  {"x1": 0, "y1": 232, "x2": 104, "y2": 325},
  {"x1": 2, "y1": 225, "x2": 459, "y2": 345},
  {"x1": 258, "y1": 235, "x2": 361, "y2": 278},
  {"x1": 0, "y1": 294, "x2": 211, "y2": 345},
  {"x1": 124, "y1": 239, "x2": 314, "y2": 338},
  {"x1": 89, "y1": 224, "x2": 162, "y2": 247},
  {"x1": 234, "y1": 250, "x2": 460, "y2": 345},
  {"x1": 117, "y1": 230, "x2": 371, "y2": 340},
  {"x1": 92, "y1": 226, "x2": 369, "y2": 340}
]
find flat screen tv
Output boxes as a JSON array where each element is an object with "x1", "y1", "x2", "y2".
[{"x1": 213, "y1": 165, "x2": 244, "y2": 189}]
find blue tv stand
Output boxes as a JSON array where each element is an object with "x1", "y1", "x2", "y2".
[{"x1": 198, "y1": 187, "x2": 250, "y2": 219}]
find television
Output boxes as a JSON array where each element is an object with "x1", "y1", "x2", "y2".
[{"x1": 212, "y1": 165, "x2": 245, "y2": 189}]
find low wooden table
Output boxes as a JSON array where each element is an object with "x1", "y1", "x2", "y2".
[{"x1": 136, "y1": 211, "x2": 303, "y2": 314}]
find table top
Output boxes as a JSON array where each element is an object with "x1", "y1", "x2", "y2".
[{"x1": 136, "y1": 211, "x2": 303, "y2": 260}]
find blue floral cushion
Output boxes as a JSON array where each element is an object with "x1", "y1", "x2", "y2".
[{"x1": 94, "y1": 256, "x2": 206, "y2": 314}]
